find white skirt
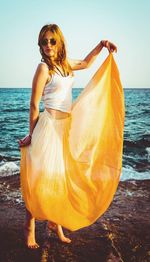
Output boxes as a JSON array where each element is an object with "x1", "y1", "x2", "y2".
[{"x1": 20, "y1": 54, "x2": 125, "y2": 231}]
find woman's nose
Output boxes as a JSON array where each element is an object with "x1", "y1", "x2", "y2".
[{"x1": 47, "y1": 41, "x2": 51, "y2": 47}]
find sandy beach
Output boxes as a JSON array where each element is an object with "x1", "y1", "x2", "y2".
[{"x1": 0, "y1": 174, "x2": 149, "y2": 262}]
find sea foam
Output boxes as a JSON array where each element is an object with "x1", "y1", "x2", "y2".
[{"x1": 0, "y1": 162, "x2": 19, "y2": 177}]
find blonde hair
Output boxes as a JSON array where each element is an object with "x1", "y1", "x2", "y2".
[{"x1": 38, "y1": 24, "x2": 73, "y2": 76}]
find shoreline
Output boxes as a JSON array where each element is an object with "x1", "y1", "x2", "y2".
[{"x1": 0, "y1": 175, "x2": 150, "y2": 262}]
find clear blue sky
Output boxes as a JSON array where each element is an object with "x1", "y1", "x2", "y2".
[{"x1": 0, "y1": 0, "x2": 150, "y2": 88}]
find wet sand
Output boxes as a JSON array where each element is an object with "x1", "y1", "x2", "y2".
[{"x1": 0, "y1": 175, "x2": 150, "y2": 262}]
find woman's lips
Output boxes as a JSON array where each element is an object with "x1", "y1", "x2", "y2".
[
  {"x1": 46, "y1": 49, "x2": 55, "y2": 53},
  {"x1": 45, "y1": 49, "x2": 55, "y2": 56}
]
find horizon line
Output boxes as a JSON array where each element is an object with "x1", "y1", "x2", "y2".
[{"x1": 0, "y1": 86, "x2": 150, "y2": 89}]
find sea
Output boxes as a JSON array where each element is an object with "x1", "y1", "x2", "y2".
[{"x1": 0, "y1": 88, "x2": 150, "y2": 181}]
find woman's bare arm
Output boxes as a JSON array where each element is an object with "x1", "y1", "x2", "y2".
[
  {"x1": 68, "y1": 41, "x2": 103, "y2": 70},
  {"x1": 29, "y1": 63, "x2": 49, "y2": 135},
  {"x1": 18, "y1": 63, "x2": 49, "y2": 147},
  {"x1": 68, "y1": 40, "x2": 117, "y2": 71}
]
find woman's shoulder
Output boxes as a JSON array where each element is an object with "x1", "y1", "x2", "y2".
[
  {"x1": 38, "y1": 62, "x2": 49, "y2": 70},
  {"x1": 34, "y1": 62, "x2": 50, "y2": 76},
  {"x1": 33, "y1": 63, "x2": 51, "y2": 83},
  {"x1": 37, "y1": 63, "x2": 53, "y2": 84}
]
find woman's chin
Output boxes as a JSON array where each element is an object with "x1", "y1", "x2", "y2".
[
  {"x1": 47, "y1": 50, "x2": 55, "y2": 56},
  {"x1": 45, "y1": 51, "x2": 55, "y2": 59}
]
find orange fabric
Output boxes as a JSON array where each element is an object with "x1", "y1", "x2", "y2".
[{"x1": 20, "y1": 53, "x2": 125, "y2": 231}]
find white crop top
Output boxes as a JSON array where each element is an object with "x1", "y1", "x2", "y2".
[{"x1": 42, "y1": 66, "x2": 75, "y2": 113}]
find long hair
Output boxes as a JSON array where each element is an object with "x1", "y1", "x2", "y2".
[{"x1": 38, "y1": 24, "x2": 73, "y2": 76}]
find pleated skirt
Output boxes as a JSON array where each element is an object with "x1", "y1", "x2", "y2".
[{"x1": 20, "y1": 54, "x2": 125, "y2": 231}]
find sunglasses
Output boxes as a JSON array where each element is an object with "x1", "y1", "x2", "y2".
[{"x1": 41, "y1": 38, "x2": 57, "y2": 46}]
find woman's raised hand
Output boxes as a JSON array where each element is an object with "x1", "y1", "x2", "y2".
[
  {"x1": 101, "y1": 40, "x2": 117, "y2": 53},
  {"x1": 18, "y1": 134, "x2": 32, "y2": 147}
]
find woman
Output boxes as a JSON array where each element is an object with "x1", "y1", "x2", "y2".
[{"x1": 19, "y1": 24, "x2": 124, "y2": 249}]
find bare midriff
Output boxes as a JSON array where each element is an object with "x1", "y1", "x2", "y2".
[{"x1": 45, "y1": 107, "x2": 71, "y2": 119}]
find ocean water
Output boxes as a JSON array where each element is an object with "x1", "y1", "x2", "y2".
[{"x1": 0, "y1": 88, "x2": 150, "y2": 181}]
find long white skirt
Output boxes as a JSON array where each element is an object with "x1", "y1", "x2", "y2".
[{"x1": 20, "y1": 54, "x2": 125, "y2": 231}]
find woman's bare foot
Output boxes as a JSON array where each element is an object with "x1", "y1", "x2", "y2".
[
  {"x1": 47, "y1": 221, "x2": 71, "y2": 243},
  {"x1": 24, "y1": 225, "x2": 39, "y2": 249},
  {"x1": 24, "y1": 216, "x2": 39, "y2": 249},
  {"x1": 24, "y1": 209, "x2": 39, "y2": 249}
]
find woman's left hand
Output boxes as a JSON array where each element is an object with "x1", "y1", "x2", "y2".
[
  {"x1": 107, "y1": 41, "x2": 117, "y2": 53},
  {"x1": 101, "y1": 40, "x2": 117, "y2": 53}
]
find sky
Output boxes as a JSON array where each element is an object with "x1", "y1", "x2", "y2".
[{"x1": 0, "y1": 0, "x2": 150, "y2": 88}]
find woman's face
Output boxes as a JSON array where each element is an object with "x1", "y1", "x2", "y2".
[{"x1": 41, "y1": 31, "x2": 58, "y2": 60}]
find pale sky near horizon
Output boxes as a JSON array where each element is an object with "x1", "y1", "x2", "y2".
[{"x1": 0, "y1": 0, "x2": 150, "y2": 88}]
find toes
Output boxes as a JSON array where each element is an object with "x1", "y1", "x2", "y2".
[
  {"x1": 28, "y1": 243, "x2": 40, "y2": 249},
  {"x1": 67, "y1": 238, "x2": 71, "y2": 243},
  {"x1": 33, "y1": 244, "x2": 39, "y2": 249},
  {"x1": 60, "y1": 237, "x2": 71, "y2": 243}
]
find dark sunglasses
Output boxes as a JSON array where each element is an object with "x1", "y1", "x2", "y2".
[{"x1": 41, "y1": 38, "x2": 57, "y2": 46}]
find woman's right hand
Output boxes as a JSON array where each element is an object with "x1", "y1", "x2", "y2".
[{"x1": 18, "y1": 134, "x2": 32, "y2": 147}]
